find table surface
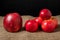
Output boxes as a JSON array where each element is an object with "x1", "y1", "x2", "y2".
[{"x1": 0, "y1": 15, "x2": 60, "y2": 40}]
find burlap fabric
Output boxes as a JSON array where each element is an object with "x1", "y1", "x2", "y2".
[{"x1": 0, "y1": 15, "x2": 60, "y2": 40}]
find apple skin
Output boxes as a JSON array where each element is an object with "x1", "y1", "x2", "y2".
[
  {"x1": 49, "y1": 17, "x2": 58, "y2": 28},
  {"x1": 25, "y1": 20, "x2": 38, "y2": 32},
  {"x1": 41, "y1": 20, "x2": 56, "y2": 32},
  {"x1": 34, "y1": 17, "x2": 43, "y2": 25},
  {"x1": 39, "y1": 9, "x2": 52, "y2": 20},
  {"x1": 3, "y1": 12, "x2": 22, "y2": 32}
]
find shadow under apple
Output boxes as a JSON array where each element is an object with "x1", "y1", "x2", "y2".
[
  {"x1": 54, "y1": 24, "x2": 60, "y2": 32},
  {"x1": 20, "y1": 27, "x2": 26, "y2": 31}
]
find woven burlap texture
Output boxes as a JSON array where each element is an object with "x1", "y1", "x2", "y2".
[{"x1": 0, "y1": 15, "x2": 60, "y2": 40}]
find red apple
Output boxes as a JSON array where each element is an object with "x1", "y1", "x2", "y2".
[
  {"x1": 49, "y1": 17, "x2": 58, "y2": 28},
  {"x1": 3, "y1": 12, "x2": 22, "y2": 32},
  {"x1": 25, "y1": 20, "x2": 38, "y2": 32},
  {"x1": 39, "y1": 9, "x2": 52, "y2": 20},
  {"x1": 34, "y1": 17, "x2": 43, "y2": 25},
  {"x1": 41, "y1": 20, "x2": 56, "y2": 32}
]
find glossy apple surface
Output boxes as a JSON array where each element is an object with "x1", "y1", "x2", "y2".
[
  {"x1": 3, "y1": 13, "x2": 22, "y2": 32},
  {"x1": 25, "y1": 20, "x2": 38, "y2": 32},
  {"x1": 49, "y1": 17, "x2": 58, "y2": 28},
  {"x1": 39, "y1": 9, "x2": 52, "y2": 20},
  {"x1": 34, "y1": 17, "x2": 43, "y2": 25},
  {"x1": 41, "y1": 20, "x2": 56, "y2": 32}
]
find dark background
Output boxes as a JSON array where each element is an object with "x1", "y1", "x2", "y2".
[{"x1": 0, "y1": 0, "x2": 60, "y2": 16}]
